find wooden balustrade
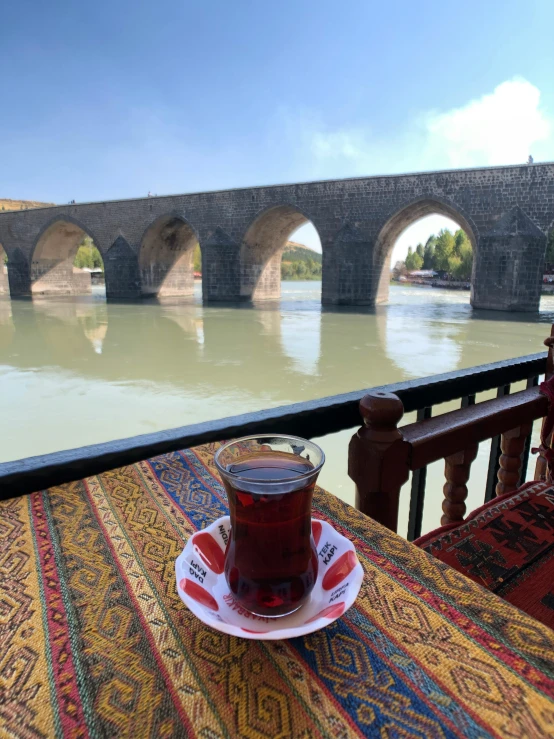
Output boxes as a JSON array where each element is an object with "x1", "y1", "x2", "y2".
[
  {"x1": 534, "y1": 325, "x2": 554, "y2": 482},
  {"x1": 442, "y1": 445, "x2": 479, "y2": 525},
  {"x1": 349, "y1": 385, "x2": 551, "y2": 536},
  {"x1": 496, "y1": 423, "x2": 533, "y2": 496},
  {"x1": 348, "y1": 391, "x2": 409, "y2": 532}
]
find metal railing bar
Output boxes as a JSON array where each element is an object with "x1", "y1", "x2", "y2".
[
  {"x1": 520, "y1": 375, "x2": 541, "y2": 483},
  {"x1": 0, "y1": 353, "x2": 546, "y2": 501},
  {"x1": 407, "y1": 406, "x2": 432, "y2": 541},
  {"x1": 484, "y1": 384, "x2": 511, "y2": 502}
]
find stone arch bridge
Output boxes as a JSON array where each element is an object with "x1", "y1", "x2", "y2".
[{"x1": 0, "y1": 162, "x2": 552, "y2": 311}]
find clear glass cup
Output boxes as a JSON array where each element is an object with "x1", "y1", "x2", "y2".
[{"x1": 214, "y1": 434, "x2": 325, "y2": 617}]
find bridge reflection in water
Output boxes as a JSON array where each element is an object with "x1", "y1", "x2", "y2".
[{"x1": 2, "y1": 283, "x2": 554, "y2": 525}]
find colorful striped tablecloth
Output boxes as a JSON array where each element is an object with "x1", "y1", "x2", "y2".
[{"x1": 2, "y1": 442, "x2": 554, "y2": 738}]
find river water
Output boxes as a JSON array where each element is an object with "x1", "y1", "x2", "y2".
[{"x1": 2, "y1": 282, "x2": 554, "y2": 537}]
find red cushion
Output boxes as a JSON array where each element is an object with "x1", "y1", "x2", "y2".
[{"x1": 414, "y1": 480, "x2": 554, "y2": 629}]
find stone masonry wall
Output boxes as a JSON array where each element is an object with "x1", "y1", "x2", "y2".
[{"x1": 30, "y1": 259, "x2": 92, "y2": 296}]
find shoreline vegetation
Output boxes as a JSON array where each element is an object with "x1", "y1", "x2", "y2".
[
  {"x1": 281, "y1": 242, "x2": 322, "y2": 280},
  {"x1": 72, "y1": 239, "x2": 324, "y2": 279},
  {"x1": 194, "y1": 240, "x2": 324, "y2": 280},
  {"x1": 57, "y1": 229, "x2": 554, "y2": 294},
  {"x1": 395, "y1": 227, "x2": 473, "y2": 280}
]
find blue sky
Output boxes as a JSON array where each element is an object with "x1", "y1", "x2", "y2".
[{"x1": 2, "y1": 0, "x2": 553, "y2": 258}]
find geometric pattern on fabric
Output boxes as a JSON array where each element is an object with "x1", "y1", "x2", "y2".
[
  {"x1": 0, "y1": 443, "x2": 553, "y2": 738},
  {"x1": 415, "y1": 480, "x2": 554, "y2": 628}
]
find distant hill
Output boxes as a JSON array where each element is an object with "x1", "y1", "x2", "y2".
[
  {"x1": 281, "y1": 241, "x2": 322, "y2": 281},
  {"x1": 282, "y1": 241, "x2": 322, "y2": 264},
  {"x1": 0, "y1": 199, "x2": 54, "y2": 212}
]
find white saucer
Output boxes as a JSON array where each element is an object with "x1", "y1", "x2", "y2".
[{"x1": 175, "y1": 516, "x2": 364, "y2": 640}]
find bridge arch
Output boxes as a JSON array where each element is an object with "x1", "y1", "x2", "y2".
[
  {"x1": 31, "y1": 216, "x2": 103, "y2": 296},
  {"x1": 373, "y1": 195, "x2": 479, "y2": 304},
  {"x1": 240, "y1": 204, "x2": 321, "y2": 301},
  {"x1": 139, "y1": 213, "x2": 199, "y2": 298}
]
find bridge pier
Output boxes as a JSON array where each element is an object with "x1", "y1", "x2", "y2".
[
  {"x1": 471, "y1": 207, "x2": 546, "y2": 312},
  {"x1": 104, "y1": 237, "x2": 141, "y2": 300},
  {"x1": 201, "y1": 229, "x2": 241, "y2": 302},
  {"x1": 322, "y1": 225, "x2": 375, "y2": 305},
  {"x1": 6, "y1": 249, "x2": 31, "y2": 298}
]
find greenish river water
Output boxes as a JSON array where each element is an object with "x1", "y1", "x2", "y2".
[{"x1": 2, "y1": 282, "x2": 553, "y2": 537}]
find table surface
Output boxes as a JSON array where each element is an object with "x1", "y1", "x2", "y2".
[{"x1": 2, "y1": 442, "x2": 554, "y2": 738}]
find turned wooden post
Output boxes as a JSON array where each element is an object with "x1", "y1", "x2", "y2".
[
  {"x1": 348, "y1": 391, "x2": 410, "y2": 532},
  {"x1": 535, "y1": 324, "x2": 554, "y2": 480},
  {"x1": 496, "y1": 424, "x2": 533, "y2": 495},
  {"x1": 441, "y1": 444, "x2": 478, "y2": 526}
]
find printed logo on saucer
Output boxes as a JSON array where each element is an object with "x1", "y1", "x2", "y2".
[
  {"x1": 188, "y1": 558, "x2": 208, "y2": 584},
  {"x1": 318, "y1": 541, "x2": 337, "y2": 566}
]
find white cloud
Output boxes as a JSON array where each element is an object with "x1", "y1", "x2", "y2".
[
  {"x1": 292, "y1": 77, "x2": 552, "y2": 178},
  {"x1": 283, "y1": 78, "x2": 553, "y2": 258},
  {"x1": 423, "y1": 78, "x2": 551, "y2": 167}
]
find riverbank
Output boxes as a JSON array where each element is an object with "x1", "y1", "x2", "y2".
[
  {"x1": 395, "y1": 278, "x2": 554, "y2": 296},
  {"x1": 282, "y1": 276, "x2": 322, "y2": 282},
  {"x1": 393, "y1": 278, "x2": 470, "y2": 290}
]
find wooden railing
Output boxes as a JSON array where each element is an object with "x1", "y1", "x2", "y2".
[
  {"x1": 348, "y1": 329, "x2": 554, "y2": 539},
  {"x1": 0, "y1": 350, "x2": 549, "y2": 538}
]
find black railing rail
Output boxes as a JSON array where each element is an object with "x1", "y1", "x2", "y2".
[{"x1": 0, "y1": 352, "x2": 546, "y2": 510}]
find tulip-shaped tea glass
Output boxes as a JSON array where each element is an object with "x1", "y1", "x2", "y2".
[{"x1": 215, "y1": 435, "x2": 325, "y2": 617}]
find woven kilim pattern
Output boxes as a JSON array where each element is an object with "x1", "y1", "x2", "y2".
[
  {"x1": 416, "y1": 481, "x2": 554, "y2": 627},
  {"x1": 1, "y1": 443, "x2": 554, "y2": 738}
]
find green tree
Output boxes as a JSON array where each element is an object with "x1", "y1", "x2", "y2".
[
  {"x1": 405, "y1": 246, "x2": 423, "y2": 271},
  {"x1": 452, "y1": 239, "x2": 473, "y2": 280},
  {"x1": 74, "y1": 236, "x2": 104, "y2": 271},
  {"x1": 454, "y1": 229, "x2": 468, "y2": 255},
  {"x1": 91, "y1": 247, "x2": 103, "y2": 269},
  {"x1": 416, "y1": 243, "x2": 424, "y2": 260},
  {"x1": 433, "y1": 229, "x2": 455, "y2": 271},
  {"x1": 280, "y1": 245, "x2": 322, "y2": 280},
  {"x1": 193, "y1": 244, "x2": 202, "y2": 272},
  {"x1": 423, "y1": 243, "x2": 435, "y2": 269},
  {"x1": 281, "y1": 262, "x2": 293, "y2": 279}
]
